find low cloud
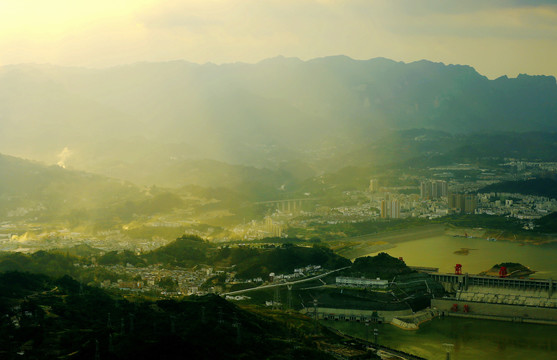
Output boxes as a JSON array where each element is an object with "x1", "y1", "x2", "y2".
[{"x1": 57, "y1": 146, "x2": 72, "y2": 169}]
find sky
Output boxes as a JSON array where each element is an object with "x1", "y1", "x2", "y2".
[{"x1": 1, "y1": 0, "x2": 556, "y2": 78}]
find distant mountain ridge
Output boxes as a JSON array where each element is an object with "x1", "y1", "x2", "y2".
[
  {"x1": 478, "y1": 178, "x2": 557, "y2": 199},
  {"x1": 334, "y1": 130, "x2": 557, "y2": 169},
  {"x1": 1, "y1": 56, "x2": 556, "y2": 169}
]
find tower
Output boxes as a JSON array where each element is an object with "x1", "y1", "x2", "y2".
[
  {"x1": 369, "y1": 179, "x2": 378, "y2": 192},
  {"x1": 273, "y1": 288, "x2": 281, "y2": 310},
  {"x1": 380, "y1": 200, "x2": 387, "y2": 219},
  {"x1": 313, "y1": 299, "x2": 319, "y2": 334},
  {"x1": 390, "y1": 200, "x2": 400, "y2": 219}
]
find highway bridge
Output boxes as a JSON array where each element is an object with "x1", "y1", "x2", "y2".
[
  {"x1": 222, "y1": 266, "x2": 350, "y2": 296},
  {"x1": 253, "y1": 198, "x2": 319, "y2": 212}
]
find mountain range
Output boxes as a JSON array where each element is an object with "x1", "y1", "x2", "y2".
[
  {"x1": 1, "y1": 56, "x2": 556, "y2": 174},
  {"x1": 2, "y1": 56, "x2": 557, "y2": 226}
]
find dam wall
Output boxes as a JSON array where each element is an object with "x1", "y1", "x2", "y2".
[
  {"x1": 301, "y1": 307, "x2": 412, "y2": 323},
  {"x1": 431, "y1": 273, "x2": 555, "y2": 297},
  {"x1": 432, "y1": 299, "x2": 557, "y2": 325}
]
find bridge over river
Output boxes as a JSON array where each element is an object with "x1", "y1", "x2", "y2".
[{"x1": 253, "y1": 198, "x2": 320, "y2": 212}]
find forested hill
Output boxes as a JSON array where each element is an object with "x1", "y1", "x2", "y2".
[
  {"x1": 0, "y1": 236, "x2": 352, "y2": 279},
  {"x1": 214, "y1": 244, "x2": 352, "y2": 279},
  {"x1": 478, "y1": 178, "x2": 557, "y2": 199},
  {"x1": 0, "y1": 153, "x2": 187, "y2": 228},
  {"x1": 0, "y1": 272, "x2": 358, "y2": 359},
  {"x1": 536, "y1": 212, "x2": 557, "y2": 233}
]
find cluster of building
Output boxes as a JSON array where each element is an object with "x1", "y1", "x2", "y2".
[
  {"x1": 476, "y1": 192, "x2": 557, "y2": 221},
  {"x1": 380, "y1": 197, "x2": 400, "y2": 219},
  {"x1": 91, "y1": 260, "x2": 328, "y2": 298},
  {"x1": 0, "y1": 224, "x2": 175, "y2": 254},
  {"x1": 269, "y1": 265, "x2": 323, "y2": 282},
  {"x1": 370, "y1": 176, "x2": 556, "y2": 223},
  {"x1": 94, "y1": 263, "x2": 221, "y2": 296},
  {"x1": 230, "y1": 216, "x2": 285, "y2": 240}
]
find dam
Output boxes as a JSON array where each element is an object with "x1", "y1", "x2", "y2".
[{"x1": 430, "y1": 273, "x2": 557, "y2": 324}]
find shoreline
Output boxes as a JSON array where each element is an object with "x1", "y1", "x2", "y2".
[
  {"x1": 336, "y1": 224, "x2": 557, "y2": 261},
  {"x1": 332, "y1": 224, "x2": 446, "y2": 260}
]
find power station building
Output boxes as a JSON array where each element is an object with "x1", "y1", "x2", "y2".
[{"x1": 336, "y1": 276, "x2": 389, "y2": 289}]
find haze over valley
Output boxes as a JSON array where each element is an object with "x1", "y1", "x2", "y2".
[
  {"x1": 2, "y1": 57, "x2": 557, "y2": 241},
  {"x1": 2, "y1": 1, "x2": 557, "y2": 359}
]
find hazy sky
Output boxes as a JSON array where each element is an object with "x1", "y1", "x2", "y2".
[{"x1": 1, "y1": 0, "x2": 556, "y2": 78}]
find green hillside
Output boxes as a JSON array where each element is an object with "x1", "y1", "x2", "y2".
[
  {"x1": 479, "y1": 178, "x2": 557, "y2": 199},
  {"x1": 216, "y1": 244, "x2": 352, "y2": 279},
  {"x1": 0, "y1": 271, "x2": 366, "y2": 359}
]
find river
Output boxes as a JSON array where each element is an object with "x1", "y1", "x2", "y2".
[
  {"x1": 347, "y1": 232, "x2": 557, "y2": 359},
  {"x1": 363, "y1": 234, "x2": 557, "y2": 278},
  {"x1": 324, "y1": 317, "x2": 557, "y2": 360}
]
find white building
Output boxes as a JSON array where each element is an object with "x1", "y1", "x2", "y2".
[{"x1": 336, "y1": 276, "x2": 389, "y2": 289}]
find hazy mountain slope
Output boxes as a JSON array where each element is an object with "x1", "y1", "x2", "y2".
[
  {"x1": 1, "y1": 56, "x2": 555, "y2": 172},
  {"x1": 109, "y1": 157, "x2": 301, "y2": 191},
  {"x1": 0, "y1": 153, "x2": 305, "y2": 231},
  {"x1": 0, "y1": 153, "x2": 145, "y2": 221},
  {"x1": 335, "y1": 130, "x2": 557, "y2": 169}
]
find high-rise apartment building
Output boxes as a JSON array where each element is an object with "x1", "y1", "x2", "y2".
[
  {"x1": 390, "y1": 199, "x2": 400, "y2": 219},
  {"x1": 448, "y1": 193, "x2": 477, "y2": 214},
  {"x1": 380, "y1": 199, "x2": 400, "y2": 219},
  {"x1": 420, "y1": 180, "x2": 448, "y2": 200},
  {"x1": 369, "y1": 179, "x2": 379, "y2": 192}
]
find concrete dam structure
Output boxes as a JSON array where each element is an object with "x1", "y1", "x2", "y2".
[{"x1": 431, "y1": 273, "x2": 557, "y2": 324}]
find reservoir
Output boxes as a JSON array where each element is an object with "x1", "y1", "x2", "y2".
[
  {"x1": 324, "y1": 317, "x2": 557, "y2": 360},
  {"x1": 362, "y1": 234, "x2": 557, "y2": 278},
  {"x1": 347, "y1": 231, "x2": 557, "y2": 358}
]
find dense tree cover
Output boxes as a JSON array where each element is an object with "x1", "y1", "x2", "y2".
[
  {"x1": 0, "y1": 251, "x2": 134, "y2": 286},
  {"x1": 478, "y1": 178, "x2": 557, "y2": 199},
  {"x1": 289, "y1": 213, "x2": 535, "y2": 241},
  {"x1": 94, "y1": 235, "x2": 212, "y2": 268},
  {"x1": 535, "y1": 212, "x2": 557, "y2": 233},
  {"x1": 96, "y1": 235, "x2": 351, "y2": 277},
  {"x1": 98, "y1": 250, "x2": 145, "y2": 267},
  {"x1": 50, "y1": 244, "x2": 102, "y2": 257},
  {"x1": 348, "y1": 252, "x2": 413, "y2": 279},
  {"x1": 157, "y1": 277, "x2": 179, "y2": 292},
  {"x1": 219, "y1": 244, "x2": 352, "y2": 279},
  {"x1": 0, "y1": 236, "x2": 352, "y2": 288},
  {"x1": 0, "y1": 272, "x2": 357, "y2": 360},
  {"x1": 287, "y1": 218, "x2": 432, "y2": 240},
  {"x1": 0, "y1": 272, "x2": 51, "y2": 311},
  {"x1": 142, "y1": 235, "x2": 211, "y2": 266},
  {"x1": 0, "y1": 251, "x2": 77, "y2": 277}
]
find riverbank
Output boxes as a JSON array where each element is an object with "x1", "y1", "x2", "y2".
[
  {"x1": 391, "y1": 309, "x2": 438, "y2": 330},
  {"x1": 432, "y1": 299, "x2": 557, "y2": 325},
  {"x1": 357, "y1": 234, "x2": 557, "y2": 278},
  {"x1": 446, "y1": 225, "x2": 557, "y2": 246},
  {"x1": 322, "y1": 316, "x2": 557, "y2": 360},
  {"x1": 333, "y1": 224, "x2": 557, "y2": 262},
  {"x1": 331, "y1": 224, "x2": 446, "y2": 260}
]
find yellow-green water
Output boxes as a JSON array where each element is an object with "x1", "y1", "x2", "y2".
[
  {"x1": 364, "y1": 235, "x2": 557, "y2": 278},
  {"x1": 324, "y1": 317, "x2": 557, "y2": 360},
  {"x1": 351, "y1": 234, "x2": 557, "y2": 359}
]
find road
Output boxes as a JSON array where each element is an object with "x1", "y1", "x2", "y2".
[{"x1": 222, "y1": 266, "x2": 350, "y2": 296}]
